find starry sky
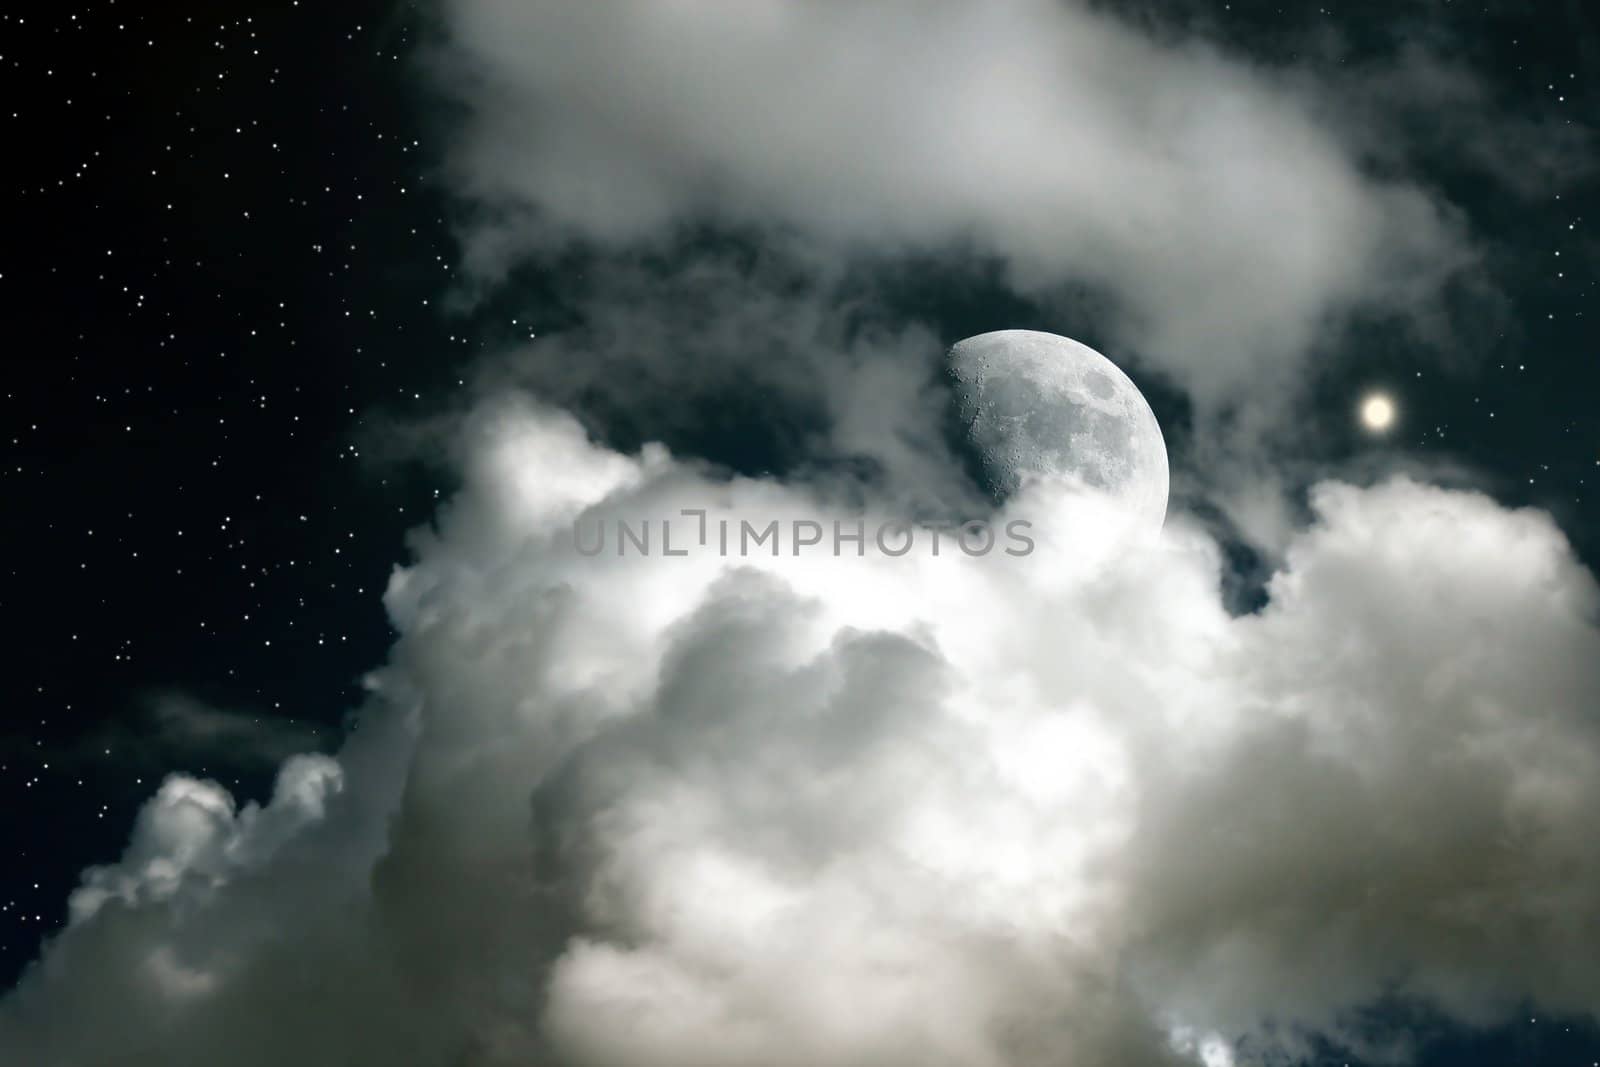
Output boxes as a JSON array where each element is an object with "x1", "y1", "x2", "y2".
[
  {"x1": 0, "y1": 0, "x2": 449, "y2": 977},
  {"x1": 2, "y1": 2, "x2": 1599, "y2": 1065}
]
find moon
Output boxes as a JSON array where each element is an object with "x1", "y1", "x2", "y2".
[{"x1": 947, "y1": 330, "x2": 1169, "y2": 531}]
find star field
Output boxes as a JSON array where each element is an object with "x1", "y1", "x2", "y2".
[{"x1": 0, "y1": 0, "x2": 461, "y2": 982}]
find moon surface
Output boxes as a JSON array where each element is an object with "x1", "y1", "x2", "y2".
[{"x1": 947, "y1": 330, "x2": 1169, "y2": 531}]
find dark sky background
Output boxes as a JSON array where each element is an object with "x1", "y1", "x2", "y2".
[{"x1": 1, "y1": 2, "x2": 1596, "y2": 1063}]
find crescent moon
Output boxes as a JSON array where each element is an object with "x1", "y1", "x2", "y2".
[{"x1": 947, "y1": 330, "x2": 1169, "y2": 533}]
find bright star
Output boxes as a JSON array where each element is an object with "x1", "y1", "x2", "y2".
[{"x1": 1360, "y1": 392, "x2": 1396, "y2": 434}]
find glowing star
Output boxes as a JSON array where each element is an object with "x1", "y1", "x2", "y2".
[{"x1": 1360, "y1": 392, "x2": 1396, "y2": 433}]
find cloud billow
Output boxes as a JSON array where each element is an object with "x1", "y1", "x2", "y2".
[
  {"x1": 432, "y1": 0, "x2": 1475, "y2": 405},
  {"x1": 4, "y1": 403, "x2": 1599, "y2": 1065}
]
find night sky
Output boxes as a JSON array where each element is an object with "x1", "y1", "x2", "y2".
[
  {"x1": 2, "y1": 0, "x2": 446, "y2": 975},
  {"x1": 2, "y1": 2, "x2": 1599, "y2": 1065}
]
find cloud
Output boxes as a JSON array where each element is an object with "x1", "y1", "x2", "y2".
[
  {"x1": 429, "y1": 0, "x2": 1483, "y2": 407},
  {"x1": 85, "y1": 694, "x2": 331, "y2": 774},
  {"x1": 463, "y1": 246, "x2": 971, "y2": 510},
  {"x1": 418, "y1": 0, "x2": 1572, "y2": 557},
  {"x1": 5, "y1": 401, "x2": 1598, "y2": 1065}
]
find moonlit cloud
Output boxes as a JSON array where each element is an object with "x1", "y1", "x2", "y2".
[
  {"x1": 430, "y1": 0, "x2": 1478, "y2": 407},
  {"x1": 4, "y1": 401, "x2": 1598, "y2": 1065},
  {"x1": 420, "y1": 0, "x2": 1553, "y2": 553}
]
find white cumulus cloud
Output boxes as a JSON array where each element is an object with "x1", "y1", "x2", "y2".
[{"x1": 5, "y1": 401, "x2": 1598, "y2": 1066}]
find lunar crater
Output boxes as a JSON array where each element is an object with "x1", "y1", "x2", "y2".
[{"x1": 947, "y1": 330, "x2": 1169, "y2": 532}]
